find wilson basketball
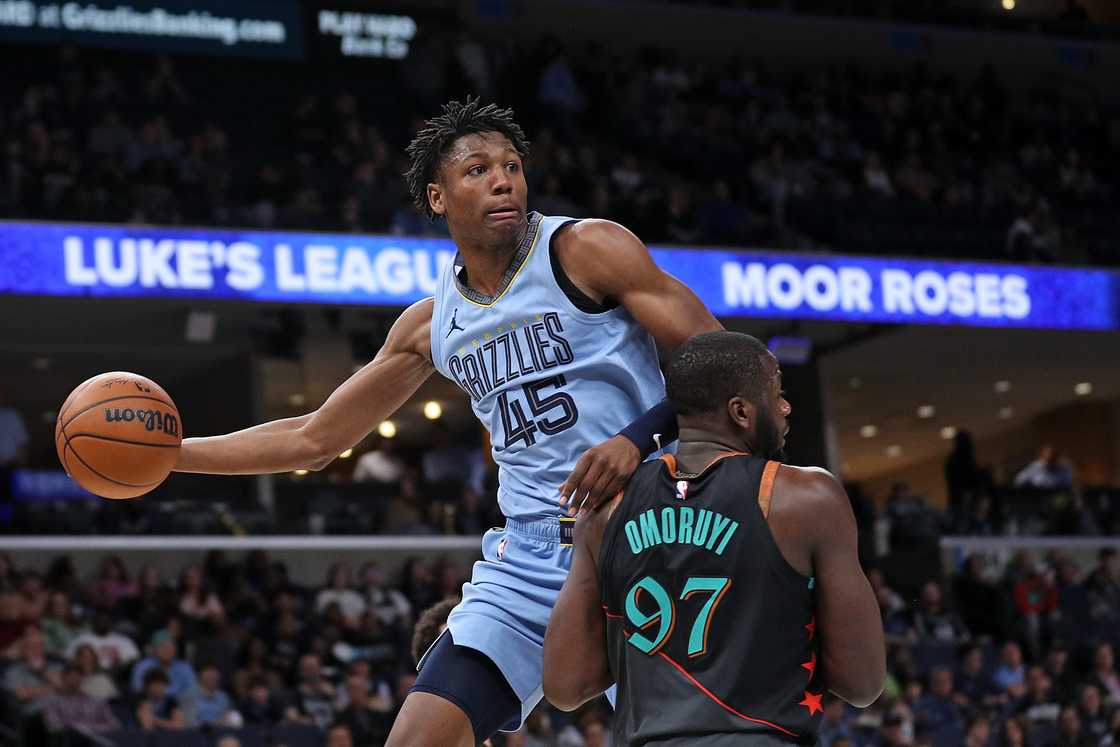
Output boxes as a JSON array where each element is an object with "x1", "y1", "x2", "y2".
[{"x1": 55, "y1": 372, "x2": 182, "y2": 500}]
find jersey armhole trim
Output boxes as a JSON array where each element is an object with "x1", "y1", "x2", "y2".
[
  {"x1": 549, "y1": 220, "x2": 621, "y2": 315},
  {"x1": 758, "y1": 460, "x2": 780, "y2": 519}
]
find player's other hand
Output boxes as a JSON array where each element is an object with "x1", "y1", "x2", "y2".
[{"x1": 559, "y1": 435, "x2": 640, "y2": 516}]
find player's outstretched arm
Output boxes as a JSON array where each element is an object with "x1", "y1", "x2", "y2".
[
  {"x1": 174, "y1": 298, "x2": 435, "y2": 475},
  {"x1": 543, "y1": 503, "x2": 616, "y2": 711},
  {"x1": 797, "y1": 468, "x2": 886, "y2": 708}
]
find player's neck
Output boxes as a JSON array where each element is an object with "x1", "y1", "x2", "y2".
[
  {"x1": 675, "y1": 427, "x2": 750, "y2": 474},
  {"x1": 453, "y1": 222, "x2": 529, "y2": 297}
]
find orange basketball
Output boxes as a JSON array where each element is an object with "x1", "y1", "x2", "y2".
[{"x1": 55, "y1": 372, "x2": 182, "y2": 500}]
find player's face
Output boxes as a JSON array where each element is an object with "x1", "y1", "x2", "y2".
[
  {"x1": 754, "y1": 355, "x2": 791, "y2": 460},
  {"x1": 429, "y1": 132, "x2": 528, "y2": 246}
]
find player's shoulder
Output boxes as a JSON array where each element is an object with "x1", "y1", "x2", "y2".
[
  {"x1": 772, "y1": 464, "x2": 850, "y2": 517},
  {"x1": 553, "y1": 218, "x2": 645, "y2": 258},
  {"x1": 387, "y1": 297, "x2": 435, "y2": 359}
]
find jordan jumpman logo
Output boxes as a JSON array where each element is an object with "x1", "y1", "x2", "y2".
[{"x1": 446, "y1": 308, "x2": 464, "y2": 338}]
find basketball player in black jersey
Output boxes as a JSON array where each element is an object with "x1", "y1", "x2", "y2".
[{"x1": 543, "y1": 331, "x2": 885, "y2": 745}]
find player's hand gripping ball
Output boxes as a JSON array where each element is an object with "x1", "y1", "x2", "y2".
[{"x1": 55, "y1": 372, "x2": 182, "y2": 499}]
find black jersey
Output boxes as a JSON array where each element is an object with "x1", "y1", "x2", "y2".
[{"x1": 597, "y1": 453, "x2": 823, "y2": 746}]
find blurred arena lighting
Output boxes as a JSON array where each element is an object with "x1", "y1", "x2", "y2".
[
  {"x1": 767, "y1": 336, "x2": 812, "y2": 365},
  {"x1": 1074, "y1": 381, "x2": 1093, "y2": 396},
  {"x1": 999, "y1": 406, "x2": 1015, "y2": 419},
  {"x1": 1001, "y1": 0, "x2": 1016, "y2": 9},
  {"x1": 339, "y1": 448, "x2": 353, "y2": 459},
  {"x1": 293, "y1": 469, "x2": 309, "y2": 476},
  {"x1": 940, "y1": 426, "x2": 958, "y2": 440},
  {"x1": 994, "y1": 380, "x2": 1012, "y2": 393},
  {"x1": 849, "y1": 377, "x2": 862, "y2": 389},
  {"x1": 916, "y1": 405, "x2": 936, "y2": 419},
  {"x1": 32, "y1": 357, "x2": 51, "y2": 371},
  {"x1": 885, "y1": 445, "x2": 902, "y2": 457},
  {"x1": 378, "y1": 420, "x2": 397, "y2": 438},
  {"x1": 185, "y1": 310, "x2": 217, "y2": 343},
  {"x1": 860, "y1": 425, "x2": 878, "y2": 438},
  {"x1": 288, "y1": 393, "x2": 306, "y2": 407},
  {"x1": 423, "y1": 401, "x2": 443, "y2": 420}
]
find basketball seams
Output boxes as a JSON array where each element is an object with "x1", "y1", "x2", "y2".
[
  {"x1": 57, "y1": 377, "x2": 96, "y2": 424},
  {"x1": 66, "y1": 433, "x2": 181, "y2": 449},
  {"x1": 59, "y1": 394, "x2": 177, "y2": 434},
  {"x1": 62, "y1": 440, "x2": 162, "y2": 489}
]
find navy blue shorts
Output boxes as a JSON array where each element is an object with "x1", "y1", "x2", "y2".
[{"x1": 412, "y1": 630, "x2": 522, "y2": 742}]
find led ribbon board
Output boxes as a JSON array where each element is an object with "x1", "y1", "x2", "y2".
[{"x1": 0, "y1": 222, "x2": 1116, "y2": 330}]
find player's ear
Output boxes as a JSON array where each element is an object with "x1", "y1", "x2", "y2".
[
  {"x1": 727, "y1": 396, "x2": 754, "y2": 430},
  {"x1": 427, "y1": 182, "x2": 446, "y2": 217}
]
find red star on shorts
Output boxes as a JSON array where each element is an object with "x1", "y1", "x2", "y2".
[
  {"x1": 799, "y1": 690, "x2": 824, "y2": 716},
  {"x1": 801, "y1": 652, "x2": 817, "y2": 678},
  {"x1": 805, "y1": 616, "x2": 816, "y2": 641}
]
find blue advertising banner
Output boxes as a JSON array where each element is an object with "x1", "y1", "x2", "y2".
[{"x1": 1, "y1": 221, "x2": 1117, "y2": 331}]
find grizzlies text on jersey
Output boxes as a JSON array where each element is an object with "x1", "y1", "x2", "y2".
[{"x1": 430, "y1": 212, "x2": 666, "y2": 522}]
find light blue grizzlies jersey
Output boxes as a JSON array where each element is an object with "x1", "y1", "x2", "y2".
[{"x1": 430, "y1": 212, "x2": 665, "y2": 522}]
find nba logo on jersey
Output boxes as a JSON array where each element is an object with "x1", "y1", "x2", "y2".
[
  {"x1": 497, "y1": 537, "x2": 508, "y2": 561},
  {"x1": 675, "y1": 480, "x2": 689, "y2": 501}
]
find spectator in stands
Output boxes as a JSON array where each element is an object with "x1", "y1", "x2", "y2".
[
  {"x1": 993, "y1": 642, "x2": 1027, "y2": 696},
  {"x1": 1013, "y1": 561, "x2": 1059, "y2": 659},
  {"x1": 955, "y1": 644, "x2": 994, "y2": 708},
  {"x1": 1056, "y1": 561, "x2": 1091, "y2": 639},
  {"x1": 71, "y1": 643, "x2": 118, "y2": 701},
  {"x1": 0, "y1": 384, "x2": 29, "y2": 514},
  {"x1": 316, "y1": 563, "x2": 366, "y2": 628},
  {"x1": 289, "y1": 652, "x2": 336, "y2": 729},
  {"x1": 359, "y1": 561, "x2": 412, "y2": 635},
  {"x1": 1092, "y1": 643, "x2": 1120, "y2": 704},
  {"x1": 66, "y1": 610, "x2": 139, "y2": 673},
  {"x1": 1013, "y1": 445, "x2": 1075, "y2": 490},
  {"x1": 41, "y1": 590, "x2": 84, "y2": 659},
  {"x1": 334, "y1": 668, "x2": 393, "y2": 746},
  {"x1": 240, "y1": 675, "x2": 285, "y2": 726},
  {"x1": 995, "y1": 717, "x2": 1028, "y2": 747},
  {"x1": 400, "y1": 557, "x2": 438, "y2": 613},
  {"x1": 217, "y1": 736, "x2": 242, "y2": 747},
  {"x1": 267, "y1": 611, "x2": 304, "y2": 685},
  {"x1": 130, "y1": 629, "x2": 198, "y2": 698},
  {"x1": 42, "y1": 661, "x2": 120, "y2": 736},
  {"x1": 2, "y1": 625, "x2": 60, "y2": 717},
  {"x1": 1086, "y1": 548, "x2": 1120, "y2": 623},
  {"x1": 15, "y1": 569, "x2": 48, "y2": 622},
  {"x1": 183, "y1": 661, "x2": 237, "y2": 728},
  {"x1": 913, "y1": 667, "x2": 966, "y2": 747},
  {"x1": 0, "y1": 552, "x2": 15, "y2": 591},
  {"x1": 963, "y1": 716, "x2": 991, "y2": 747},
  {"x1": 818, "y1": 700, "x2": 854, "y2": 746},
  {"x1": 327, "y1": 723, "x2": 355, "y2": 747},
  {"x1": 87, "y1": 555, "x2": 135, "y2": 611},
  {"x1": 955, "y1": 555, "x2": 1007, "y2": 639},
  {"x1": 178, "y1": 563, "x2": 225, "y2": 633},
  {"x1": 1078, "y1": 684, "x2": 1111, "y2": 742},
  {"x1": 944, "y1": 431, "x2": 989, "y2": 520},
  {"x1": 119, "y1": 563, "x2": 177, "y2": 641},
  {"x1": 136, "y1": 667, "x2": 186, "y2": 731},
  {"x1": 352, "y1": 439, "x2": 404, "y2": 484},
  {"x1": 1015, "y1": 665, "x2": 1060, "y2": 724},
  {"x1": 1057, "y1": 704, "x2": 1093, "y2": 747},
  {"x1": 907, "y1": 581, "x2": 970, "y2": 643},
  {"x1": 1046, "y1": 642, "x2": 1079, "y2": 705}
]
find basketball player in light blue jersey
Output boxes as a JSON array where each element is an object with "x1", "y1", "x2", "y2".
[{"x1": 173, "y1": 99, "x2": 722, "y2": 746}]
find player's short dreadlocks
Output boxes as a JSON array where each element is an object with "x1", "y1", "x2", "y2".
[{"x1": 404, "y1": 97, "x2": 530, "y2": 220}]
